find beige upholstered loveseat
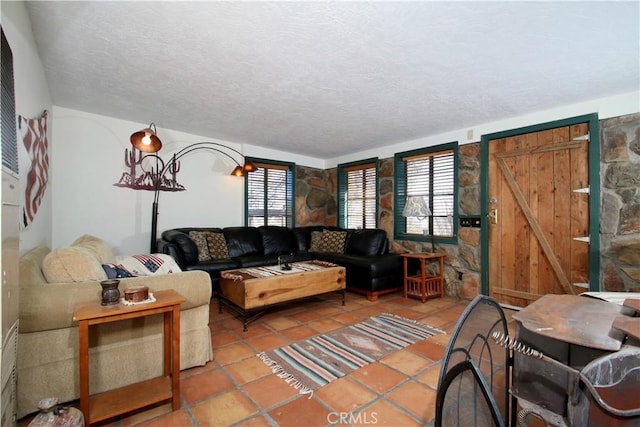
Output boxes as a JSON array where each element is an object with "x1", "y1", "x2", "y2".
[{"x1": 17, "y1": 235, "x2": 213, "y2": 418}]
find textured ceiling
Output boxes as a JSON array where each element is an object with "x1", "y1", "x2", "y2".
[{"x1": 26, "y1": 1, "x2": 639, "y2": 159}]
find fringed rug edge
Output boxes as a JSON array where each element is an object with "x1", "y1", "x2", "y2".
[{"x1": 257, "y1": 351, "x2": 315, "y2": 398}]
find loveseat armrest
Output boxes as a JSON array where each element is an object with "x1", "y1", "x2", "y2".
[{"x1": 19, "y1": 270, "x2": 211, "y2": 334}]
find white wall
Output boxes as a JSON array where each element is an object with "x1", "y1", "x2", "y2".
[
  {"x1": 2, "y1": 2, "x2": 54, "y2": 254},
  {"x1": 326, "y1": 90, "x2": 640, "y2": 168},
  {"x1": 50, "y1": 107, "x2": 323, "y2": 255}
]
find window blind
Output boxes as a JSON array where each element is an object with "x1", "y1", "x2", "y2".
[
  {"x1": 337, "y1": 159, "x2": 378, "y2": 229},
  {"x1": 246, "y1": 161, "x2": 293, "y2": 227},
  {"x1": 404, "y1": 149, "x2": 454, "y2": 237},
  {"x1": 1, "y1": 28, "x2": 18, "y2": 174}
]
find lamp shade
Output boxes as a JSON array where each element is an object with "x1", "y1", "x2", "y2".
[
  {"x1": 130, "y1": 124, "x2": 162, "y2": 153},
  {"x1": 243, "y1": 159, "x2": 257, "y2": 173},
  {"x1": 230, "y1": 166, "x2": 245, "y2": 176},
  {"x1": 402, "y1": 196, "x2": 431, "y2": 218}
]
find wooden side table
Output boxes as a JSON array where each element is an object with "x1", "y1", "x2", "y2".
[
  {"x1": 400, "y1": 253, "x2": 446, "y2": 302},
  {"x1": 73, "y1": 289, "x2": 185, "y2": 425}
]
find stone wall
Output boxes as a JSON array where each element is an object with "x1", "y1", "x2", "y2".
[
  {"x1": 600, "y1": 112, "x2": 640, "y2": 291},
  {"x1": 293, "y1": 112, "x2": 640, "y2": 299},
  {"x1": 295, "y1": 165, "x2": 337, "y2": 226}
]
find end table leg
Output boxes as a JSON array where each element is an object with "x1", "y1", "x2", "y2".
[
  {"x1": 78, "y1": 320, "x2": 90, "y2": 422},
  {"x1": 171, "y1": 305, "x2": 181, "y2": 411}
]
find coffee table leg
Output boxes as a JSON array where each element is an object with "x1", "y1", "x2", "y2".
[{"x1": 341, "y1": 289, "x2": 346, "y2": 306}]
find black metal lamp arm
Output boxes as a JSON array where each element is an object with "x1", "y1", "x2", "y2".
[{"x1": 146, "y1": 143, "x2": 250, "y2": 252}]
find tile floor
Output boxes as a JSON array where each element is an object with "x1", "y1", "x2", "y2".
[{"x1": 19, "y1": 292, "x2": 516, "y2": 427}]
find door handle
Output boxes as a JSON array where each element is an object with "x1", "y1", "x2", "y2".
[{"x1": 489, "y1": 209, "x2": 498, "y2": 224}]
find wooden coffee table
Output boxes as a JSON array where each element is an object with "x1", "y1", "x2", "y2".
[{"x1": 218, "y1": 261, "x2": 346, "y2": 330}]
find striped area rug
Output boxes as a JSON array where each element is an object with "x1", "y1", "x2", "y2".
[{"x1": 257, "y1": 313, "x2": 444, "y2": 397}]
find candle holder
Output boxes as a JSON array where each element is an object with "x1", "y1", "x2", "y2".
[{"x1": 100, "y1": 280, "x2": 121, "y2": 305}]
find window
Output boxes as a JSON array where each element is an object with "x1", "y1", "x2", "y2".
[
  {"x1": 337, "y1": 159, "x2": 378, "y2": 229},
  {"x1": 394, "y1": 142, "x2": 458, "y2": 243},
  {"x1": 245, "y1": 158, "x2": 295, "y2": 227},
  {"x1": 1, "y1": 28, "x2": 18, "y2": 174}
]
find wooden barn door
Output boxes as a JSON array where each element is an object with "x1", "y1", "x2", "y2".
[{"x1": 486, "y1": 122, "x2": 591, "y2": 308}]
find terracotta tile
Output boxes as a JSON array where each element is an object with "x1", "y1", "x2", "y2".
[
  {"x1": 118, "y1": 403, "x2": 172, "y2": 426},
  {"x1": 350, "y1": 362, "x2": 407, "y2": 394},
  {"x1": 268, "y1": 396, "x2": 332, "y2": 427},
  {"x1": 381, "y1": 349, "x2": 431, "y2": 376},
  {"x1": 181, "y1": 368, "x2": 235, "y2": 404},
  {"x1": 190, "y1": 390, "x2": 257, "y2": 426},
  {"x1": 225, "y1": 355, "x2": 272, "y2": 385},
  {"x1": 263, "y1": 316, "x2": 301, "y2": 330},
  {"x1": 306, "y1": 317, "x2": 344, "y2": 333},
  {"x1": 315, "y1": 377, "x2": 376, "y2": 413},
  {"x1": 333, "y1": 312, "x2": 367, "y2": 325},
  {"x1": 288, "y1": 310, "x2": 322, "y2": 323},
  {"x1": 313, "y1": 304, "x2": 345, "y2": 316},
  {"x1": 242, "y1": 373, "x2": 300, "y2": 409},
  {"x1": 407, "y1": 339, "x2": 446, "y2": 361},
  {"x1": 213, "y1": 342, "x2": 256, "y2": 365},
  {"x1": 430, "y1": 332, "x2": 451, "y2": 346},
  {"x1": 280, "y1": 324, "x2": 319, "y2": 341},
  {"x1": 387, "y1": 380, "x2": 437, "y2": 421},
  {"x1": 232, "y1": 414, "x2": 271, "y2": 426},
  {"x1": 351, "y1": 399, "x2": 421, "y2": 427},
  {"x1": 388, "y1": 308, "x2": 424, "y2": 320},
  {"x1": 415, "y1": 363, "x2": 441, "y2": 389},
  {"x1": 245, "y1": 333, "x2": 290, "y2": 352},
  {"x1": 180, "y1": 360, "x2": 217, "y2": 380},
  {"x1": 237, "y1": 322, "x2": 272, "y2": 338},
  {"x1": 134, "y1": 408, "x2": 192, "y2": 427},
  {"x1": 211, "y1": 330, "x2": 241, "y2": 347}
]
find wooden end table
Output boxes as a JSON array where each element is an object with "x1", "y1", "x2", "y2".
[
  {"x1": 73, "y1": 289, "x2": 185, "y2": 424},
  {"x1": 400, "y1": 253, "x2": 446, "y2": 302}
]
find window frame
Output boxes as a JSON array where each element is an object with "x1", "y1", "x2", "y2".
[
  {"x1": 337, "y1": 158, "x2": 379, "y2": 229},
  {"x1": 394, "y1": 142, "x2": 458, "y2": 244},
  {"x1": 244, "y1": 157, "x2": 295, "y2": 228}
]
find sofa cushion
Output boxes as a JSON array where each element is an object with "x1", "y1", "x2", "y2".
[
  {"x1": 42, "y1": 246, "x2": 107, "y2": 283},
  {"x1": 346, "y1": 229, "x2": 388, "y2": 256},
  {"x1": 72, "y1": 234, "x2": 115, "y2": 264},
  {"x1": 259, "y1": 226, "x2": 295, "y2": 256},
  {"x1": 206, "y1": 232, "x2": 230, "y2": 259},
  {"x1": 223, "y1": 227, "x2": 263, "y2": 258},
  {"x1": 189, "y1": 231, "x2": 212, "y2": 261}
]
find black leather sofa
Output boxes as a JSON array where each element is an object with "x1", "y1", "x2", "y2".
[{"x1": 157, "y1": 225, "x2": 403, "y2": 301}]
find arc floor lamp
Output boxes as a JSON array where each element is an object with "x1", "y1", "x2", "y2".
[{"x1": 114, "y1": 123, "x2": 256, "y2": 252}]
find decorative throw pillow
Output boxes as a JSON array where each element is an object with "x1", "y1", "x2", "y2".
[
  {"x1": 72, "y1": 234, "x2": 116, "y2": 264},
  {"x1": 42, "y1": 246, "x2": 108, "y2": 283},
  {"x1": 309, "y1": 231, "x2": 324, "y2": 252},
  {"x1": 321, "y1": 230, "x2": 347, "y2": 253},
  {"x1": 189, "y1": 231, "x2": 212, "y2": 261},
  {"x1": 205, "y1": 232, "x2": 229, "y2": 259},
  {"x1": 112, "y1": 254, "x2": 182, "y2": 276}
]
